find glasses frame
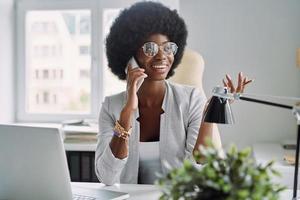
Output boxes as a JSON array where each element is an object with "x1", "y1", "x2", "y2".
[{"x1": 141, "y1": 41, "x2": 178, "y2": 57}]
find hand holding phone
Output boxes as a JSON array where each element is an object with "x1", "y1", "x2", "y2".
[{"x1": 125, "y1": 57, "x2": 145, "y2": 91}]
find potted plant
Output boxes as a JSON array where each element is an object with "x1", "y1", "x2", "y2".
[{"x1": 157, "y1": 144, "x2": 286, "y2": 200}]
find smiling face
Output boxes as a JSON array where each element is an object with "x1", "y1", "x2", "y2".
[{"x1": 135, "y1": 34, "x2": 175, "y2": 81}]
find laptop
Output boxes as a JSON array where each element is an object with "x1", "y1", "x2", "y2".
[{"x1": 0, "y1": 124, "x2": 129, "y2": 200}]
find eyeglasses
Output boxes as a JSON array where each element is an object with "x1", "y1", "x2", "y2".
[{"x1": 141, "y1": 42, "x2": 178, "y2": 57}]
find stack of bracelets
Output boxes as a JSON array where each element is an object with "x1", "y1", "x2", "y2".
[{"x1": 113, "y1": 121, "x2": 132, "y2": 140}]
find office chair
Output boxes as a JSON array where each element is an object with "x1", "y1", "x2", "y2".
[{"x1": 170, "y1": 48, "x2": 223, "y2": 151}]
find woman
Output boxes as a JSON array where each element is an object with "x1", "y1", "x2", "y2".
[{"x1": 95, "y1": 1, "x2": 251, "y2": 185}]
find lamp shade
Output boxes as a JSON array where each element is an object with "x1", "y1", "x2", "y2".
[{"x1": 203, "y1": 87, "x2": 235, "y2": 124}]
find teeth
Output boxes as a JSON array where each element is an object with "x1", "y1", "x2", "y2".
[{"x1": 152, "y1": 65, "x2": 166, "y2": 69}]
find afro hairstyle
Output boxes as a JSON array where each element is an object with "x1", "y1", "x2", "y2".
[{"x1": 105, "y1": 1, "x2": 188, "y2": 80}]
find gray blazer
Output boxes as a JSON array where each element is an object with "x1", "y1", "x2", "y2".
[{"x1": 95, "y1": 81, "x2": 206, "y2": 185}]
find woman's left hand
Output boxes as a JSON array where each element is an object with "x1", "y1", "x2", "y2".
[{"x1": 222, "y1": 72, "x2": 253, "y2": 94}]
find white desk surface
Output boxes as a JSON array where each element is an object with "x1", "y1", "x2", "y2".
[
  {"x1": 252, "y1": 143, "x2": 294, "y2": 166},
  {"x1": 72, "y1": 182, "x2": 161, "y2": 200},
  {"x1": 252, "y1": 142, "x2": 297, "y2": 189},
  {"x1": 72, "y1": 182, "x2": 296, "y2": 200}
]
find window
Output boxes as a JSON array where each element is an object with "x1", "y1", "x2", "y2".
[
  {"x1": 62, "y1": 13, "x2": 76, "y2": 35},
  {"x1": 79, "y1": 69, "x2": 90, "y2": 79},
  {"x1": 36, "y1": 94, "x2": 39, "y2": 104},
  {"x1": 79, "y1": 45, "x2": 90, "y2": 55},
  {"x1": 53, "y1": 94, "x2": 57, "y2": 104},
  {"x1": 43, "y1": 91, "x2": 49, "y2": 104},
  {"x1": 43, "y1": 69, "x2": 49, "y2": 79},
  {"x1": 17, "y1": 0, "x2": 178, "y2": 122},
  {"x1": 31, "y1": 22, "x2": 57, "y2": 34},
  {"x1": 80, "y1": 15, "x2": 90, "y2": 34},
  {"x1": 23, "y1": 9, "x2": 92, "y2": 116}
]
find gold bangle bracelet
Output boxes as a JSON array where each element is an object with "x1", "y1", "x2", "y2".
[{"x1": 113, "y1": 120, "x2": 132, "y2": 139}]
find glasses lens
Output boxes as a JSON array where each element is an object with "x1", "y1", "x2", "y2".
[
  {"x1": 164, "y1": 42, "x2": 178, "y2": 55},
  {"x1": 142, "y1": 42, "x2": 178, "y2": 57},
  {"x1": 142, "y1": 42, "x2": 158, "y2": 57}
]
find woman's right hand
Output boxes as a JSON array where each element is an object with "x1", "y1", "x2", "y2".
[
  {"x1": 111, "y1": 65, "x2": 147, "y2": 155},
  {"x1": 124, "y1": 65, "x2": 147, "y2": 111},
  {"x1": 116, "y1": 65, "x2": 147, "y2": 133}
]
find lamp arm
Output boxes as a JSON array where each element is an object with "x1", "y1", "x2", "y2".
[
  {"x1": 236, "y1": 94, "x2": 300, "y2": 123},
  {"x1": 211, "y1": 87, "x2": 300, "y2": 106},
  {"x1": 212, "y1": 88, "x2": 294, "y2": 110},
  {"x1": 234, "y1": 93, "x2": 300, "y2": 123},
  {"x1": 240, "y1": 93, "x2": 300, "y2": 101},
  {"x1": 237, "y1": 95, "x2": 293, "y2": 110}
]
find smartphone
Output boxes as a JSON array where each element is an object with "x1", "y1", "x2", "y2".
[{"x1": 125, "y1": 57, "x2": 144, "y2": 91}]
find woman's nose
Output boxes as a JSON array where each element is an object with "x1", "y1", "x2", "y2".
[{"x1": 154, "y1": 46, "x2": 167, "y2": 59}]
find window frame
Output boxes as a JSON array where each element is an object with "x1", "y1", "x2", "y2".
[{"x1": 16, "y1": 0, "x2": 102, "y2": 122}]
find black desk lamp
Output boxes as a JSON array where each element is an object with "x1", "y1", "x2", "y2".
[{"x1": 203, "y1": 86, "x2": 300, "y2": 199}]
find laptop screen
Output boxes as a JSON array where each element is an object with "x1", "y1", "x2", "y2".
[{"x1": 0, "y1": 124, "x2": 129, "y2": 200}]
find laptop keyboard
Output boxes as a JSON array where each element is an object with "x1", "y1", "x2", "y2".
[{"x1": 73, "y1": 194, "x2": 96, "y2": 200}]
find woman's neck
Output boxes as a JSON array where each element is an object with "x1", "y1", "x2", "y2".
[{"x1": 137, "y1": 80, "x2": 166, "y2": 108}]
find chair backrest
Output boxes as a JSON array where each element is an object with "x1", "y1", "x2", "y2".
[
  {"x1": 169, "y1": 49, "x2": 223, "y2": 151},
  {"x1": 169, "y1": 48, "x2": 205, "y2": 92}
]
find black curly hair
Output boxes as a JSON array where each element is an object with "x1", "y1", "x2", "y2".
[{"x1": 106, "y1": 1, "x2": 188, "y2": 80}]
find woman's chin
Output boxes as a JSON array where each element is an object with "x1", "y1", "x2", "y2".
[
  {"x1": 147, "y1": 75, "x2": 167, "y2": 81},
  {"x1": 145, "y1": 71, "x2": 169, "y2": 81}
]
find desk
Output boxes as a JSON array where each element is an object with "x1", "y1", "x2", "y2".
[
  {"x1": 72, "y1": 182, "x2": 161, "y2": 200},
  {"x1": 252, "y1": 143, "x2": 297, "y2": 189},
  {"x1": 72, "y1": 182, "x2": 296, "y2": 200}
]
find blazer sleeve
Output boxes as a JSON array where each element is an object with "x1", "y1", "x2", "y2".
[
  {"x1": 95, "y1": 97, "x2": 128, "y2": 185},
  {"x1": 184, "y1": 88, "x2": 207, "y2": 161}
]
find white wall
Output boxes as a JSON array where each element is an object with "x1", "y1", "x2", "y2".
[
  {"x1": 181, "y1": 0, "x2": 300, "y2": 147},
  {"x1": 1, "y1": 0, "x2": 300, "y2": 146},
  {"x1": 0, "y1": 0, "x2": 15, "y2": 123}
]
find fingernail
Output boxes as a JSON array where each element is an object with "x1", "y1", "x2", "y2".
[{"x1": 226, "y1": 74, "x2": 231, "y2": 79}]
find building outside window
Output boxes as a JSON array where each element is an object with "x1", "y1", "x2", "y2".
[
  {"x1": 79, "y1": 45, "x2": 89, "y2": 55},
  {"x1": 79, "y1": 15, "x2": 90, "y2": 35},
  {"x1": 43, "y1": 69, "x2": 49, "y2": 79},
  {"x1": 79, "y1": 69, "x2": 90, "y2": 79},
  {"x1": 43, "y1": 91, "x2": 49, "y2": 104}
]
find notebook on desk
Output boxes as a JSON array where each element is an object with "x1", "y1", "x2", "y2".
[{"x1": 0, "y1": 124, "x2": 129, "y2": 200}]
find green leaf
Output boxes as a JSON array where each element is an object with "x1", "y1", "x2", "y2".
[{"x1": 157, "y1": 144, "x2": 284, "y2": 200}]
